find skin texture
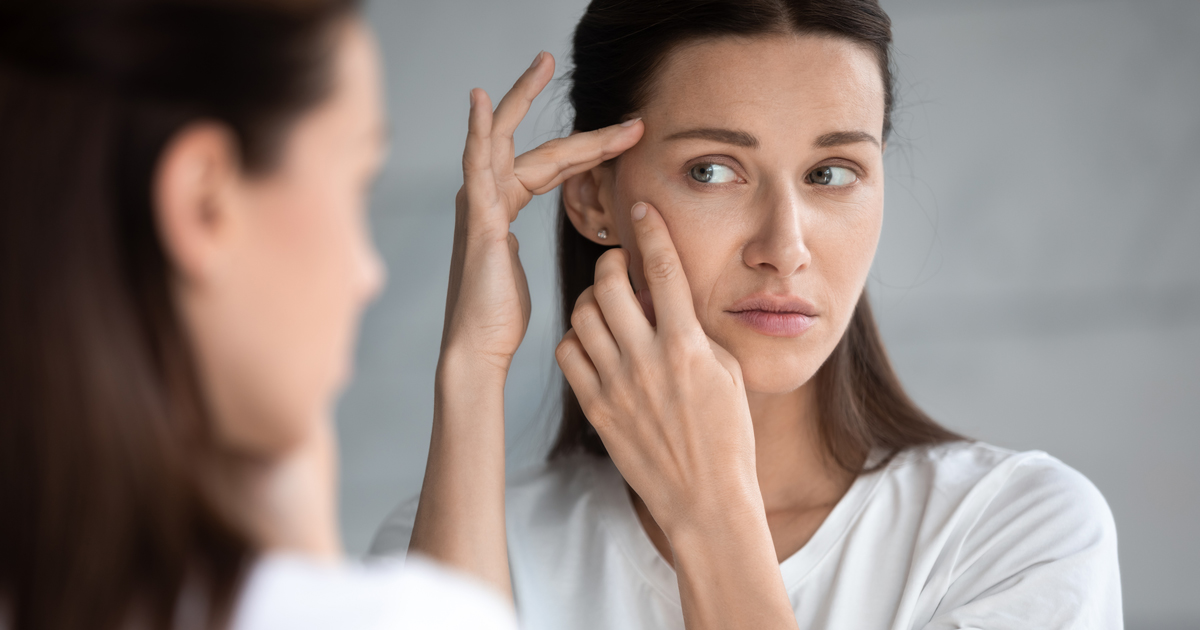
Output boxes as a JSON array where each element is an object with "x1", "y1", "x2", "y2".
[
  {"x1": 555, "y1": 34, "x2": 888, "y2": 629},
  {"x1": 155, "y1": 19, "x2": 386, "y2": 560}
]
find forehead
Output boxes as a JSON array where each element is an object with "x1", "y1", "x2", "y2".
[
  {"x1": 326, "y1": 19, "x2": 383, "y2": 123},
  {"x1": 641, "y1": 34, "x2": 885, "y2": 138},
  {"x1": 283, "y1": 19, "x2": 385, "y2": 163}
]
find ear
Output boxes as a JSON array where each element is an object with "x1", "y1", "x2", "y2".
[
  {"x1": 153, "y1": 122, "x2": 245, "y2": 286},
  {"x1": 562, "y1": 165, "x2": 617, "y2": 245}
]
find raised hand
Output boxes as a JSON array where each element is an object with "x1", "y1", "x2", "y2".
[
  {"x1": 555, "y1": 201, "x2": 799, "y2": 630},
  {"x1": 555, "y1": 200, "x2": 759, "y2": 536},
  {"x1": 411, "y1": 51, "x2": 642, "y2": 598},
  {"x1": 441, "y1": 51, "x2": 644, "y2": 371}
]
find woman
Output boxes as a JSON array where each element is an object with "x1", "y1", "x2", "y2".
[
  {"x1": 0, "y1": 0, "x2": 633, "y2": 627},
  {"x1": 376, "y1": 0, "x2": 1123, "y2": 628}
]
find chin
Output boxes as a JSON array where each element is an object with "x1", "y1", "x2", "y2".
[
  {"x1": 717, "y1": 332, "x2": 830, "y2": 395},
  {"x1": 735, "y1": 354, "x2": 823, "y2": 394}
]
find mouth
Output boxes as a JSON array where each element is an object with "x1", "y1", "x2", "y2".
[{"x1": 725, "y1": 294, "x2": 818, "y2": 338}]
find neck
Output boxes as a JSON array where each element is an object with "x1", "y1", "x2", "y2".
[
  {"x1": 205, "y1": 418, "x2": 343, "y2": 563},
  {"x1": 745, "y1": 382, "x2": 853, "y2": 514}
]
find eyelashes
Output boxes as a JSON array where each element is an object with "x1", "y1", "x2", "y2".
[
  {"x1": 682, "y1": 157, "x2": 863, "y2": 190},
  {"x1": 807, "y1": 165, "x2": 857, "y2": 186},
  {"x1": 688, "y1": 163, "x2": 739, "y2": 184}
]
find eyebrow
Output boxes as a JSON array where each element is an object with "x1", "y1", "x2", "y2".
[
  {"x1": 664, "y1": 127, "x2": 880, "y2": 150},
  {"x1": 664, "y1": 128, "x2": 759, "y2": 148},
  {"x1": 814, "y1": 130, "x2": 880, "y2": 149}
]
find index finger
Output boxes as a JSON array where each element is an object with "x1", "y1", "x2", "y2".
[
  {"x1": 491, "y1": 51, "x2": 555, "y2": 140},
  {"x1": 629, "y1": 201, "x2": 700, "y2": 337},
  {"x1": 512, "y1": 120, "x2": 644, "y2": 195}
]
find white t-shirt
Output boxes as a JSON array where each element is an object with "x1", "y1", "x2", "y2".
[
  {"x1": 373, "y1": 442, "x2": 1122, "y2": 630},
  {"x1": 232, "y1": 553, "x2": 518, "y2": 630}
]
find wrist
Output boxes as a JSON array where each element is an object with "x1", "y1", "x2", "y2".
[
  {"x1": 436, "y1": 344, "x2": 511, "y2": 388},
  {"x1": 660, "y1": 479, "x2": 767, "y2": 550}
]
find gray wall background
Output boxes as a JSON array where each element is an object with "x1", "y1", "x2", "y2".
[{"x1": 338, "y1": 1, "x2": 1200, "y2": 628}]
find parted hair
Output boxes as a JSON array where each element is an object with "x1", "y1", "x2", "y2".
[
  {"x1": 550, "y1": 0, "x2": 962, "y2": 470},
  {"x1": 0, "y1": 0, "x2": 357, "y2": 628}
]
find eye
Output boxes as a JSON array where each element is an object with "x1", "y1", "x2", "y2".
[
  {"x1": 688, "y1": 163, "x2": 739, "y2": 184},
  {"x1": 807, "y1": 166, "x2": 857, "y2": 186}
]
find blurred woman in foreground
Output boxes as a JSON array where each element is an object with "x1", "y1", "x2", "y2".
[{"x1": 0, "y1": 0, "x2": 632, "y2": 627}]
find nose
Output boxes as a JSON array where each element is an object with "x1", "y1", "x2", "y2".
[{"x1": 741, "y1": 186, "x2": 811, "y2": 276}]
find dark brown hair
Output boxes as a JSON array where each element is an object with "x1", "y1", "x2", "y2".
[
  {"x1": 550, "y1": 0, "x2": 961, "y2": 470},
  {"x1": 0, "y1": 0, "x2": 357, "y2": 628}
]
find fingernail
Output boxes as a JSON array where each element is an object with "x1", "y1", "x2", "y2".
[
  {"x1": 529, "y1": 51, "x2": 545, "y2": 69},
  {"x1": 631, "y1": 202, "x2": 647, "y2": 221},
  {"x1": 620, "y1": 117, "x2": 642, "y2": 128}
]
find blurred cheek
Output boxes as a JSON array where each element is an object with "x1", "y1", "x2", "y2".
[{"x1": 212, "y1": 179, "x2": 380, "y2": 454}]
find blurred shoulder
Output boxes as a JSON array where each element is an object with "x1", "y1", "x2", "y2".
[{"x1": 232, "y1": 554, "x2": 517, "y2": 630}]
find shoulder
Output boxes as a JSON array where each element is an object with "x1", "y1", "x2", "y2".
[
  {"x1": 882, "y1": 442, "x2": 1122, "y2": 627},
  {"x1": 887, "y1": 441, "x2": 1115, "y2": 536},
  {"x1": 232, "y1": 554, "x2": 517, "y2": 630}
]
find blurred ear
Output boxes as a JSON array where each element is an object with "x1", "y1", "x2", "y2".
[
  {"x1": 153, "y1": 122, "x2": 245, "y2": 286},
  {"x1": 562, "y1": 165, "x2": 616, "y2": 245}
]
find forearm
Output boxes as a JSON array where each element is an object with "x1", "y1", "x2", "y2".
[
  {"x1": 668, "y1": 494, "x2": 799, "y2": 630},
  {"x1": 409, "y1": 349, "x2": 511, "y2": 598}
]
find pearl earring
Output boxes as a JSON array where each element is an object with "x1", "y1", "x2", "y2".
[{"x1": 597, "y1": 228, "x2": 608, "y2": 240}]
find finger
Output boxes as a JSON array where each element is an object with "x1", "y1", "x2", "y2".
[
  {"x1": 513, "y1": 120, "x2": 644, "y2": 195},
  {"x1": 629, "y1": 201, "x2": 700, "y2": 337},
  {"x1": 462, "y1": 88, "x2": 497, "y2": 207},
  {"x1": 591, "y1": 248, "x2": 654, "y2": 352},
  {"x1": 556, "y1": 329, "x2": 601, "y2": 409},
  {"x1": 570, "y1": 287, "x2": 621, "y2": 377},
  {"x1": 636, "y1": 288, "x2": 656, "y2": 328},
  {"x1": 491, "y1": 51, "x2": 555, "y2": 141}
]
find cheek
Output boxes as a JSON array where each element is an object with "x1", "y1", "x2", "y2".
[
  {"x1": 809, "y1": 198, "x2": 883, "y2": 309},
  {"x1": 610, "y1": 160, "x2": 736, "y2": 309},
  {"x1": 221, "y1": 179, "x2": 374, "y2": 450},
  {"x1": 263, "y1": 181, "x2": 372, "y2": 384}
]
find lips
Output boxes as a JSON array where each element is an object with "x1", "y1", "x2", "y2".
[{"x1": 726, "y1": 294, "x2": 818, "y2": 338}]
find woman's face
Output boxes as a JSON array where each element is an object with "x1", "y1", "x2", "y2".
[
  {"x1": 593, "y1": 35, "x2": 886, "y2": 394},
  {"x1": 178, "y1": 19, "x2": 387, "y2": 454}
]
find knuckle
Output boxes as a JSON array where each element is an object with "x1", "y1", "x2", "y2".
[
  {"x1": 644, "y1": 254, "x2": 679, "y2": 284},
  {"x1": 570, "y1": 303, "x2": 599, "y2": 330},
  {"x1": 535, "y1": 137, "x2": 563, "y2": 158},
  {"x1": 462, "y1": 154, "x2": 485, "y2": 173},
  {"x1": 593, "y1": 274, "x2": 626, "y2": 302},
  {"x1": 554, "y1": 339, "x2": 574, "y2": 363}
]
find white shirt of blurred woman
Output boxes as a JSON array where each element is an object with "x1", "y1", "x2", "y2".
[{"x1": 231, "y1": 555, "x2": 515, "y2": 630}]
